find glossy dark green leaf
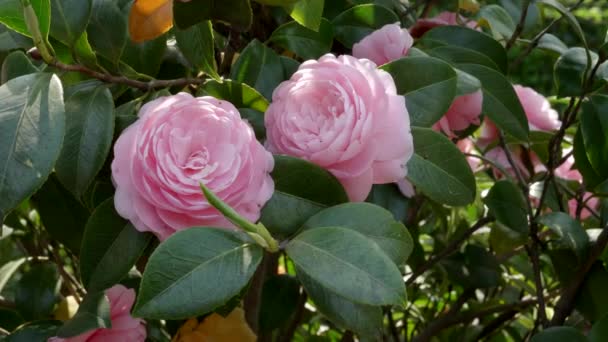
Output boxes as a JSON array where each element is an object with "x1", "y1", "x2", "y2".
[
  {"x1": 0, "y1": 0, "x2": 51, "y2": 39},
  {"x1": 442, "y1": 244, "x2": 502, "y2": 289},
  {"x1": 297, "y1": 271, "x2": 382, "y2": 338},
  {"x1": 365, "y1": 183, "x2": 410, "y2": 222},
  {"x1": 87, "y1": 0, "x2": 127, "y2": 65},
  {"x1": 538, "y1": 33, "x2": 568, "y2": 54},
  {"x1": 576, "y1": 262, "x2": 608, "y2": 321},
  {"x1": 173, "y1": 0, "x2": 252, "y2": 31},
  {"x1": 554, "y1": 48, "x2": 600, "y2": 97},
  {"x1": 381, "y1": 57, "x2": 457, "y2": 127},
  {"x1": 483, "y1": 180, "x2": 528, "y2": 234},
  {"x1": 80, "y1": 199, "x2": 152, "y2": 292},
  {"x1": 301, "y1": 202, "x2": 413, "y2": 266},
  {"x1": 458, "y1": 64, "x2": 528, "y2": 141},
  {"x1": 589, "y1": 312, "x2": 608, "y2": 342},
  {"x1": 427, "y1": 45, "x2": 500, "y2": 71},
  {"x1": 55, "y1": 81, "x2": 115, "y2": 198},
  {"x1": 331, "y1": 4, "x2": 398, "y2": 48},
  {"x1": 269, "y1": 18, "x2": 333, "y2": 60},
  {"x1": 175, "y1": 20, "x2": 219, "y2": 79},
  {"x1": 259, "y1": 275, "x2": 300, "y2": 332},
  {"x1": 285, "y1": 0, "x2": 324, "y2": 31},
  {"x1": 479, "y1": 4, "x2": 515, "y2": 39},
  {"x1": 199, "y1": 79, "x2": 269, "y2": 112},
  {"x1": 530, "y1": 327, "x2": 587, "y2": 342},
  {"x1": 420, "y1": 26, "x2": 508, "y2": 73},
  {"x1": 33, "y1": 175, "x2": 88, "y2": 253},
  {"x1": 580, "y1": 95, "x2": 608, "y2": 179},
  {"x1": 0, "y1": 73, "x2": 65, "y2": 221},
  {"x1": 260, "y1": 155, "x2": 348, "y2": 238},
  {"x1": 454, "y1": 69, "x2": 481, "y2": 96},
  {"x1": 407, "y1": 127, "x2": 476, "y2": 206},
  {"x1": 121, "y1": 34, "x2": 167, "y2": 77},
  {"x1": 537, "y1": 0, "x2": 588, "y2": 52},
  {"x1": 538, "y1": 212, "x2": 589, "y2": 260},
  {"x1": 56, "y1": 291, "x2": 111, "y2": 338},
  {"x1": 287, "y1": 226, "x2": 406, "y2": 306},
  {"x1": 1, "y1": 51, "x2": 37, "y2": 83},
  {"x1": 15, "y1": 262, "x2": 60, "y2": 320},
  {"x1": 230, "y1": 39, "x2": 283, "y2": 100},
  {"x1": 134, "y1": 228, "x2": 263, "y2": 319},
  {"x1": 574, "y1": 127, "x2": 604, "y2": 188},
  {"x1": 49, "y1": 0, "x2": 91, "y2": 46},
  {"x1": 5, "y1": 321, "x2": 60, "y2": 342}
]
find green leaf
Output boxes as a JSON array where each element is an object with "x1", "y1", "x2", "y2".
[
  {"x1": 458, "y1": 64, "x2": 529, "y2": 141},
  {"x1": 331, "y1": 4, "x2": 398, "y2": 48},
  {"x1": 33, "y1": 175, "x2": 88, "y2": 253},
  {"x1": 442, "y1": 244, "x2": 502, "y2": 289},
  {"x1": 589, "y1": 313, "x2": 608, "y2": 342},
  {"x1": 121, "y1": 34, "x2": 167, "y2": 77},
  {"x1": 260, "y1": 155, "x2": 348, "y2": 238},
  {"x1": 285, "y1": 0, "x2": 324, "y2": 31},
  {"x1": 454, "y1": 69, "x2": 481, "y2": 96},
  {"x1": 0, "y1": 257, "x2": 25, "y2": 292},
  {"x1": 574, "y1": 127, "x2": 604, "y2": 189},
  {"x1": 538, "y1": 212, "x2": 589, "y2": 260},
  {"x1": 239, "y1": 108, "x2": 265, "y2": 140},
  {"x1": 230, "y1": 39, "x2": 283, "y2": 100},
  {"x1": 0, "y1": 0, "x2": 51, "y2": 39},
  {"x1": 301, "y1": 202, "x2": 413, "y2": 266},
  {"x1": 80, "y1": 199, "x2": 152, "y2": 292},
  {"x1": 0, "y1": 73, "x2": 65, "y2": 221},
  {"x1": 199, "y1": 79, "x2": 269, "y2": 112},
  {"x1": 483, "y1": 180, "x2": 528, "y2": 234},
  {"x1": 407, "y1": 127, "x2": 476, "y2": 206},
  {"x1": 530, "y1": 327, "x2": 587, "y2": 342},
  {"x1": 580, "y1": 95, "x2": 608, "y2": 179},
  {"x1": 55, "y1": 81, "x2": 115, "y2": 198},
  {"x1": 427, "y1": 45, "x2": 500, "y2": 71},
  {"x1": 259, "y1": 275, "x2": 300, "y2": 332},
  {"x1": 56, "y1": 291, "x2": 111, "y2": 338},
  {"x1": 381, "y1": 57, "x2": 457, "y2": 127},
  {"x1": 297, "y1": 271, "x2": 382, "y2": 338},
  {"x1": 420, "y1": 26, "x2": 508, "y2": 73},
  {"x1": 537, "y1": 0, "x2": 588, "y2": 53},
  {"x1": 1, "y1": 50, "x2": 37, "y2": 83},
  {"x1": 134, "y1": 228, "x2": 263, "y2": 319},
  {"x1": 538, "y1": 33, "x2": 568, "y2": 55},
  {"x1": 479, "y1": 4, "x2": 515, "y2": 40},
  {"x1": 365, "y1": 184, "x2": 410, "y2": 222},
  {"x1": 576, "y1": 262, "x2": 608, "y2": 321},
  {"x1": 173, "y1": 0, "x2": 252, "y2": 31},
  {"x1": 86, "y1": 0, "x2": 127, "y2": 65},
  {"x1": 49, "y1": 0, "x2": 91, "y2": 46},
  {"x1": 286, "y1": 226, "x2": 406, "y2": 306},
  {"x1": 5, "y1": 321, "x2": 60, "y2": 342},
  {"x1": 175, "y1": 20, "x2": 219, "y2": 80},
  {"x1": 554, "y1": 48, "x2": 601, "y2": 97},
  {"x1": 15, "y1": 262, "x2": 60, "y2": 320},
  {"x1": 268, "y1": 18, "x2": 333, "y2": 60}
]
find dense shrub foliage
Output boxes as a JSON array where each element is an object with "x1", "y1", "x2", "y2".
[{"x1": 0, "y1": 0, "x2": 607, "y2": 341}]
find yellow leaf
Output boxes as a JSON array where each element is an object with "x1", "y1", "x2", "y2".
[
  {"x1": 172, "y1": 308, "x2": 257, "y2": 342},
  {"x1": 129, "y1": 0, "x2": 174, "y2": 43}
]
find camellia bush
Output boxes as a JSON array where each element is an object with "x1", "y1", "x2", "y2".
[{"x1": 1, "y1": 0, "x2": 608, "y2": 340}]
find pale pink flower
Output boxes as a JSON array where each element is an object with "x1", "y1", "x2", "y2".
[
  {"x1": 457, "y1": 138, "x2": 481, "y2": 172},
  {"x1": 352, "y1": 23, "x2": 413, "y2": 66},
  {"x1": 514, "y1": 85, "x2": 561, "y2": 131},
  {"x1": 569, "y1": 193, "x2": 599, "y2": 220},
  {"x1": 48, "y1": 285, "x2": 146, "y2": 342},
  {"x1": 265, "y1": 54, "x2": 414, "y2": 201},
  {"x1": 433, "y1": 90, "x2": 483, "y2": 137},
  {"x1": 112, "y1": 93, "x2": 274, "y2": 240}
]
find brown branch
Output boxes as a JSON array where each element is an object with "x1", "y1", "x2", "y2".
[
  {"x1": 35, "y1": 53, "x2": 204, "y2": 91},
  {"x1": 505, "y1": 0, "x2": 531, "y2": 51},
  {"x1": 550, "y1": 224, "x2": 608, "y2": 326},
  {"x1": 244, "y1": 253, "x2": 278, "y2": 334},
  {"x1": 406, "y1": 217, "x2": 494, "y2": 285},
  {"x1": 278, "y1": 291, "x2": 308, "y2": 342}
]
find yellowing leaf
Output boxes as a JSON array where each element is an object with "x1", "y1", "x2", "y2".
[
  {"x1": 172, "y1": 308, "x2": 256, "y2": 342},
  {"x1": 129, "y1": 0, "x2": 174, "y2": 42}
]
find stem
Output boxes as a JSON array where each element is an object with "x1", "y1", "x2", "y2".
[
  {"x1": 21, "y1": 0, "x2": 53, "y2": 64},
  {"x1": 505, "y1": 0, "x2": 531, "y2": 51}
]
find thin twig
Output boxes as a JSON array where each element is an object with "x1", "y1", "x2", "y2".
[
  {"x1": 505, "y1": 0, "x2": 531, "y2": 51},
  {"x1": 406, "y1": 217, "x2": 494, "y2": 285},
  {"x1": 279, "y1": 291, "x2": 308, "y2": 342}
]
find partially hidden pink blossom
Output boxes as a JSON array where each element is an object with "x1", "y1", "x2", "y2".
[
  {"x1": 409, "y1": 11, "x2": 478, "y2": 38},
  {"x1": 264, "y1": 54, "x2": 414, "y2": 201},
  {"x1": 433, "y1": 90, "x2": 483, "y2": 137},
  {"x1": 352, "y1": 23, "x2": 414, "y2": 66},
  {"x1": 514, "y1": 85, "x2": 561, "y2": 132},
  {"x1": 48, "y1": 285, "x2": 146, "y2": 342},
  {"x1": 111, "y1": 93, "x2": 274, "y2": 241}
]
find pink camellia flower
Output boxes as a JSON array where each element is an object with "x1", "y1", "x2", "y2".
[
  {"x1": 554, "y1": 155, "x2": 599, "y2": 219},
  {"x1": 514, "y1": 85, "x2": 561, "y2": 131},
  {"x1": 433, "y1": 90, "x2": 483, "y2": 137},
  {"x1": 352, "y1": 23, "x2": 414, "y2": 66},
  {"x1": 484, "y1": 147, "x2": 531, "y2": 180},
  {"x1": 48, "y1": 285, "x2": 146, "y2": 342},
  {"x1": 265, "y1": 54, "x2": 414, "y2": 201},
  {"x1": 112, "y1": 93, "x2": 274, "y2": 241},
  {"x1": 457, "y1": 138, "x2": 481, "y2": 172},
  {"x1": 569, "y1": 193, "x2": 599, "y2": 220},
  {"x1": 409, "y1": 11, "x2": 478, "y2": 38}
]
